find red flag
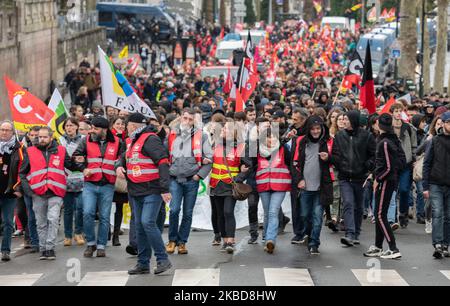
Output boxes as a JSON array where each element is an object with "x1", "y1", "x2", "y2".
[
  {"x1": 387, "y1": 8, "x2": 396, "y2": 22},
  {"x1": 235, "y1": 88, "x2": 244, "y2": 112},
  {"x1": 241, "y1": 63, "x2": 259, "y2": 101},
  {"x1": 223, "y1": 67, "x2": 233, "y2": 94},
  {"x1": 4, "y1": 76, "x2": 55, "y2": 131},
  {"x1": 360, "y1": 42, "x2": 376, "y2": 114},
  {"x1": 380, "y1": 97, "x2": 396, "y2": 114},
  {"x1": 381, "y1": 8, "x2": 388, "y2": 18},
  {"x1": 219, "y1": 27, "x2": 225, "y2": 40}
]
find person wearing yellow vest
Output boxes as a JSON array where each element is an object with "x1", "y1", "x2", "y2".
[
  {"x1": 210, "y1": 119, "x2": 252, "y2": 254},
  {"x1": 72, "y1": 117, "x2": 124, "y2": 258},
  {"x1": 19, "y1": 127, "x2": 73, "y2": 261},
  {"x1": 256, "y1": 128, "x2": 292, "y2": 254},
  {"x1": 115, "y1": 113, "x2": 172, "y2": 276},
  {"x1": 166, "y1": 108, "x2": 213, "y2": 255},
  {"x1": 293, "y1": 116, "x2": 333, "y2": 255}
]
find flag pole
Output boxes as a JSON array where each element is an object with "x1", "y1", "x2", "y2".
[{"x1": 333, "y1": 78, "x2": 345, "y2": 105}]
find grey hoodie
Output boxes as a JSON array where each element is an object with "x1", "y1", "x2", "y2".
[{"x1": 168, "y1": 124, "x2": 213, "y2": 182}]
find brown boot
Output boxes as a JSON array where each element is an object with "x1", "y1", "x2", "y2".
[
  {"x1": 166, "y1": 241, "x2": 176, "y2": 254},
  {"x1": 178, "y1": 243, "x2": 188, "y2": 255}
]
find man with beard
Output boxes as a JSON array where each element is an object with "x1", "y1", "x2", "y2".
[
  {"x1": 72, "y1": 117, "x2": 125, "y2": 258},
  {"x1": 19, "y1": 127, "x2": 73, "y2": 260}
]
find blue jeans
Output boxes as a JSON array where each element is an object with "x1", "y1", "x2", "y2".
[
  {"x1": 398, "y1": 167, "x2": 412, "y2": 216},
  {"x1": 168, "y1": 179, "x2": 199, "y2": 244},
  {"x1": 340, "y1": 180, "x2": 364, "y2": 240},
  {"x1": 430, "y1": 185, "x2": 450, "y2": 246},
  {"x1": 260, "y1": 192, "x2": 286, "y2": 243},
  {"x1": 24, "y1": 195, "x2": 39, "y2": 248},
  {"x1": 82, "y1": 183, "x2": 115, "y2": 250},
  {"x1": 0, "y1": 197, "x2": 16, "y2": 253},
  {"x1": 64, "y1": 192, "x2": 83, "y2": 238},
  {"x1": 131, "y1": 194, "x2": 168, "y2": 269},
  {"x1": 388, "y1": 191, "x2": 398, "y2": 224},
  {"x1": 300, "y1": 191, "x2": 324, "y2": 248},
  {"x1": 129, "y1": 198, "x2": 166, "y2": 249}
]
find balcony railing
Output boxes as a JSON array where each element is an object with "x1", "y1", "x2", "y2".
[{"x1": 58, "y1": 11, "x2": 99, "y2": 40}]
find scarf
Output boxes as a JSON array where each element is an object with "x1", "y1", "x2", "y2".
[
  {"x1": 259, "y1": 139, "x2": 280, "y2": 158},
  {"x1": 130, "y1": 126, "x2": 147, "y2": 141},
  {"x1": 0, "y1": 136, "x2": 16, "y2": 155}
]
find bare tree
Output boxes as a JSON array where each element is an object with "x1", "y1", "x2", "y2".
[
  {"x1": 433, "y1": 0, "x2": 448, "y2": 93},
  {"x1": 398, "y1": 0, "x2": 418, "y2": 81}
]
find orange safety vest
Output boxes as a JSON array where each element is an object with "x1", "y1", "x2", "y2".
[
  {"x1": 26, "y1": 146, "x2": 67, "y2": 198},
  {"x1": 210, "y1": 143, "x2": 245, "y2": 188},
  {"x1": 168, "y1": 129, "x2": 202, "y2": 167},
  {"x1": 86, "y1": 135, "x2": 119, "y2": 184},
  {"x1": 126, "y1": 133, "x2": 164, "y2": 183},
  {"x1": 256, "y1": 147, "x2": 292, "y2": 193}
]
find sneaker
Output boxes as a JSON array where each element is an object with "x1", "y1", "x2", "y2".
[
  {"x1": 364, "y1": 246, "x2": 382, "y2": 257},
  {"x1": 327, "y1": 220, "x2": 339, "y2": 233},
  {"x1": 380, "y1": 249, "x2": 402, "y2": 259},
  {"x1": 425, "y1": 220, "x2": 432, "y2": 234},
  {"x1": 126, "y1": 245, "x2": 138, "y2": 256},
  {"x1": 83, "y1": 245, "x2": 97, "y2": 258},
  {"x1": 226, "y1": 243, "x2": 235, "y2": 254},
  {"x1": 341, "y1": 237, "x2": 354, "y2": 247},
  {"x1": 416, "y1": 216, "x2": 426, "y2": 225},
  {"x1": 46, "y1": 250, "x2": 56, "y2": 260},
  {"x1": 12, "y1": 230, "x2": 23, "y2": 237},
  {"x1": 264, "y1": 241, "x2": 275, "y2": 254},
  {"x1": 248, "y1": 236, "x2": 258, "y2": 244},
  {"x1": 291, "y1": 235, "x2": 303, "y2": 245},
  {"x1": 1, "y1": 252, "x2": 11, "y2": 262},
  {"x1": 128, "y1": 265, "x2": 150, "y2": 275},
  {"x1": 96, "y1": 249, "x2": 106, "y2": 258},
  {"x1": 299, "y1": 235, "x2": 309, "y2": 245},
  {"x1": 166, "y1": 241, "x2": 177, "y2": 254},
  {"x1": 74, "y1": 234, "x2": 86, "y2": 246},
  {"x1": 390, "y1": 223, "x2": 400, "y2": 231},
  {"x1": 353, "y1": 239, "x2": 360, "y2": 245},
  {"x1": 39, "y1": 251, "x2": 47, "y2": 260},
  {"x1": 64, "y1": 238, "x2": 72, "y2": 247},
  {"x1": 433, "y1": 245, "x2": 444, "y2": 259},
  {"x1": 154, "y1": 260, "x2": 172, "y2": 275},
  {"x1": 399, "y1": 215, "x2": 409, "y2": 228},
  {"x1": 408, "y1": 207, "x2": 414, "y2": 220},
  {"x1": 309, "y1": 246, "x2": 320, "y2": 255},
  {"x1": 443, "y1": 246, "x2": 450, "y2": 258},
  {"x1": 177, "y1": 243, "x2": 188, "y2": 255},
  {"x1": 23, "y1": 239, "x2": 32, "y2": 249},
  {"x1": 212, "y1": 236, "x2": 221, "y2": 246},
  {"x1": 220, "y1": 243, "x2": 227, "y2": 252}
]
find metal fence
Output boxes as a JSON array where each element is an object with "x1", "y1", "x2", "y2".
[{"x1": 58, "y1": 11, "x2": 99, "y2": 40}]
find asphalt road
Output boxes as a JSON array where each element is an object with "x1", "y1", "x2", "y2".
[{"x1": 0, "y1": 218, "x2": 449, "y2": 287}]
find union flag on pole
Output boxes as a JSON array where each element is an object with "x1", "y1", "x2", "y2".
[{"x1": 4, "y1": 76, "x2": 54, "y2": 132}]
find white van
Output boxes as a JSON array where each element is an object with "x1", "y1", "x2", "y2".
[
  {"x1": 215, "y1": 40, "x2": 245, "y2": 65},
  {"x1": 321, "y1": 17, "x2": 351, "y2": 31}
]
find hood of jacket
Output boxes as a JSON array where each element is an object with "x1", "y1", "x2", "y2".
[{"x1": 345, "y1": 110, "x2": 361, "y2": 132}]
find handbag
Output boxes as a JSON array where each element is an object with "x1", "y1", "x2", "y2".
[
  {"x1": 413, "y1": 154, "x2": 424, "y2": 182},
  {"x1": 115, "y1": 176, "x2": 128, "y2": 194},
  {"x1": 222, "y1": 148, "x2": 252, "y2": 201}
]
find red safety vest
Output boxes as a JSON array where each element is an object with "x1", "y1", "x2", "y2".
[
  {"x1": 327, "y1": 138, "x2": 335, "y2": 181},
  {"x1": 26, "y1": 146, "x2": 67, "y2": 198},
  {"x1": 210, "y1": 143, "x2": 245, "y2": 188},
  {"x1": 256, "y1": 147, "x2": 292, "y2": 193},
  {"x1": 86, "y1": 135, "x2": 119, "y2": 184},
  {"x1": 126, "y1": 133, "x2": 164, "y2": 183},
  {"x1": 168, "y1": 129, "x2": 202, "y2": 167}
]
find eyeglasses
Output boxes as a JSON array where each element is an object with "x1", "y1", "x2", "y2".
[{"x1": 0, "y1": 129, "x2": 13, "y2": 132}]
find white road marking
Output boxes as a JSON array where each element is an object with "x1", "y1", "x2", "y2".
[
  {"x1": 352, "y1": 269, "x2": 409, "y2": 286},
  {"x1": 0, "y1": 274, "x2": 43, "y2": 286},
  {"x1": 172, "y1": 269, "x2": 220, "y2": 286},
  {"x1": 78, "y1": 271, "x2": 129, "y2": 286},
  {"x1": 264, "y1": 268, "x2": 314, "y2": 286}
]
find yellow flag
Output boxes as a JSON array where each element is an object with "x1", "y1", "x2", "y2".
[{"x1": 118, "y1": 45, "x2": 129, "y2": 59}]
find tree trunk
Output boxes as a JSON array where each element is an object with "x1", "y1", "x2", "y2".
[
  {"x1": 303, "y1": 0, "x2": 315, "y2": 22},
  {"x1": 434, "y1": 0, "x2": 448, "y2": 93},
  {"x1": 220, "y1": 0, "x2": 226, "y2": 26},
  {"x1": 398, "y1": 0, "x2": 418, "y2": 81},
  {"x1": 204, "y1": 0, "x2": 215, "y2": 24},
  {"x1": 421, "y1": 0, "x2": 431, "y2": 94}
]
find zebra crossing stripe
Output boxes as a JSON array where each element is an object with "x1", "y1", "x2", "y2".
[
  {"x1": 263, "y1": 268, "x2": 314, "y2": 286},
  {"x1": 78, "y1": 271, "x2": 129, "y2": 286},
  {"x1": 0, "y1": 274, "x2": 43, "y2": 286},
  {"x1": 440, "y1": 271, "x2": 450, "y2": 280},
  {"x1": 352, "y1": 269, "x2": 409, "y2": 286},
  {"x1": 172, "y1": 269, "x2": 220, "y2": 286}
]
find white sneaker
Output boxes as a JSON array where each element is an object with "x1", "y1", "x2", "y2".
[
  {"x1": 425, "y1": 220, "x2": 432, "y2": 234},
  {"x1": 364, "y1": 245, "x2": 382, "y2": 257},
  {"x1": 380, "y1": 249, "x2": 402, "y2": 260}
]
